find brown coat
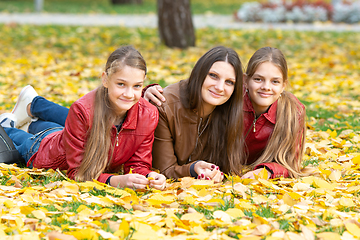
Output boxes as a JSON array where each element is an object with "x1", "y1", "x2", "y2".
[{"x1": 152, "y1": 80, "x2": 211, "y2": 179}]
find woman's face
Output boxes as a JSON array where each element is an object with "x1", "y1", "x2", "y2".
[
  {"x1": 201, "y1": 61, "x2": 236, "y2": 116},
  {"x1": 245, "y1": 61, "x2": 286, "y2": 115},
  {"x1": 102, "y1": 65, "x2": 145, "y2": 117}
]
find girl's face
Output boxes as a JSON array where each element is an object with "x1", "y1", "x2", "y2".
[
  {"x1": 201, "y1": 61, "x2": 236, "y2": 116},
  {"x1": 102, "y1": 65, "x2": 145, "y2": 117},
  {"x1": 245, "y1": 61, "x2": 286, "y2": 116}
]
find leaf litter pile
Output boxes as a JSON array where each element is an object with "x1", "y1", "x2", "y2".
[{"x1": 0, "y1": 25, "x2": 359, "y2": 239}]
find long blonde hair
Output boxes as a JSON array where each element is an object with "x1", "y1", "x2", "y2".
[
  {"x1": 245, "y1": 47, "x2": 306, "y2": 178},
  {"x1": 76, "y1": 46, "x2": 147, "y2": 182}
]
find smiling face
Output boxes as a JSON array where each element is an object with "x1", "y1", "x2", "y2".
[
  {"x1": 245, "y1": 61, "x2": 286, "y2": 116},
  {"x1": 201, "y1": 61, "x2": 236, "y2": 116},
  {"x1": 102, "y1": 65, "x2": 145, "y2": 117}
]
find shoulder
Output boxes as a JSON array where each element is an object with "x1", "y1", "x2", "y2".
[
  {"x1": 72, "y1": 89, "x2": 96, "y2": 110},
  {"x1": 68, "y1": 89, "x2": 96, "y2": 120},
  {"x1": 138, "y1": 98, "x2": 158, "y2": 116},
  {"x1": 160, "y1": 80, "x2": 185, "y2": 110},
  {"x1": 137, "y1": 98, "x2": 159, "y2": 126}
]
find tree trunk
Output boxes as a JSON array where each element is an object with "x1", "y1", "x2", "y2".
[
  {"x1": 111, "y1": 0, "x2": 142, "y2": 4},
  {"x1": 158, "y1": 0, "x2": 195, "y2": 48}
]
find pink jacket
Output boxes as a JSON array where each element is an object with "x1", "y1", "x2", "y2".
[
  {"x1": 28, "y1": 90, "x2": 158, "y2": 183},
  {"x1": 243, "y1": 92, "x2": 305, "y2": 178}
]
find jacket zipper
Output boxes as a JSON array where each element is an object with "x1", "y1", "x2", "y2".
[
  {"x1": 244, "y1": 112, "x2": 259, "y2": 139},
  {"x1": 116, "y1": 128, "x2": 123, "y2": 147}
]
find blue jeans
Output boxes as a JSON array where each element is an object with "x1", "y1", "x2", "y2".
[{"x1": 4, "y1": 96, "x2": 69, "y2": 166}]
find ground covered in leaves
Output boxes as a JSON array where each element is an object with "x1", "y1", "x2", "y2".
[{"x1": 0, "y1": 25, "x2": 359, "y2": 239}]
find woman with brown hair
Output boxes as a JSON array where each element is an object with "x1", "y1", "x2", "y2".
[
  {"x1": 145, "y1": 46, "x2": 246, "y2": 182},
  {"x1": 0, "y1": 46, "x2": 166, "y2": 189},
  {"x1": 145, "y1": 47, "x2": 306, "y2": 179}
]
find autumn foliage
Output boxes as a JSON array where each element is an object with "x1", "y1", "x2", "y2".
[{"x1": 0, "y1": 25, "x2": 359, "y2": 239}]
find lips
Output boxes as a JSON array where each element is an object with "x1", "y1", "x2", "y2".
[
  {"x1": 209, "y1": 89, "x2": 223, "y2": 98},
  {"x1": 258, "y1": 92, "x2": 272, "y2": 97},
  {"x1": 119, "y1": 98, "x2": 134, "y2": 103}
]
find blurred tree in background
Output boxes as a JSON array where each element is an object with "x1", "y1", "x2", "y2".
[{"x1": 158, "y1": 0, "x2": 195, "y2": 48}]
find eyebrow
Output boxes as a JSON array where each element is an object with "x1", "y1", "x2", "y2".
[
  {"x1": 209, "y1": 69, "x2": 236, "y2": 81},
  {"x1": 115, "y1": 79, "x2": 143, "y2": 84},
  {"x1": 253, "y1": 73, "x2": 282, "y2": 79}
]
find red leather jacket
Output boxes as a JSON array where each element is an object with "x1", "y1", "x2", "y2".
[
  {"x1": 243, "y1": 92, "x2": 305, "y2": 178},
  {"x1": 28, "y1": 89, "x2": 158, "y2": 183}
]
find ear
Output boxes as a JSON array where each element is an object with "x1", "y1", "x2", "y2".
[
  {"x1": 281, "y1": 80, "x2": 287, "y2": 92},
  {"x1": 101, "y1": 71, "x2": 108, "y2": 88}
]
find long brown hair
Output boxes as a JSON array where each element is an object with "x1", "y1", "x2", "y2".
[
  {"x1": 185, "y1": 46, "x2": 245, "y2": 175},
  {"x1": 76, "y1": 46, "x2": 147, "y2": 182},
  {"x1": 245, "y1": 47, "x2": 306, "y2": 178}
]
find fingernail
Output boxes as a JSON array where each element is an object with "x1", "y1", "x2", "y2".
[
  {"x1": 201, "y1": 174, "x2": 204, "y2": 178},
  {"x1": 216, "y1": 166, "x2": 219, "y2": 170},
  {"x1": 211, "y1": 165, "x2": 215, "y2": 169},
  {"x1": 197, "y1": 176, "x2": 200, "y2": 179},
  {"x1": 206, "y1": 177, "x2": 210, "y2": 180},
  {"x1": 221, "y1": 172, "x2": 224, "y2": 175}
]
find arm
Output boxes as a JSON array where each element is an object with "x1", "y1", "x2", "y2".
[
  {"x1": 63, "y1": 101, "x2": 93, "y2": 181},
  {"x1": 254, "y1": 162, "x2": 289, "y2": 178},
  {"x1": 123, "y1": 128, "x2": 155, "y2": 177},
  {"x1": 152, "y1": 105, "x2": 193, "y2": 179}
]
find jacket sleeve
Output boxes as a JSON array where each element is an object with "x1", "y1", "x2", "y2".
[
  {"x1": 152, "y1": 105, "x2": 193, "y2": 179},
  {"x1": 141, "y1": 83, "x2": 160, "y2": 98},
  {"x1": 254, "y1": 162, "x2": 289, "y2": 178},
  {"x1": 122, "y1": 108, "x2": 159, "y2": 177},
  {"x1": 63, "y1": 101, "x2": 89, "y2": 181}
]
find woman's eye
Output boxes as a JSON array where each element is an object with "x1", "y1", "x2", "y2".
[
  {"x1": 272, "y1": 80, "x2": 281, "y2": 84},
  {"x1": 225, "y1": 80, "x2": 235, "y2": 85},
  {"x1": 253, "y1": 78, "x2": 262, "y2": 82},
  {"x1": 134, "y1": 84, "x2": 142, "y2": 88},
  {"x1": 117, "y1": 83, "x2": 125, "y2": 87},
  {"x1": 209, "y1": 73, "x2": 217, "y2": 79}
]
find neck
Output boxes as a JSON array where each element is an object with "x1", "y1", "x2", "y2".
[
  {"x1": 115, "y1": 111, "x2": 127, "y2": 123},
  {"x1": 200, "y1": 102, "x2": 215, "y2": 118}
]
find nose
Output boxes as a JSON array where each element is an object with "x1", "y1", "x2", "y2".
[
  {"x1": 261, "y1": 80, "x2": 271, "y2": 91},
  {"x1": 214, "y1": 80, "x2": 225, "y2": 92},
  {"x1": 123, "y1": 87, "x2": 133, "y2": 98}
]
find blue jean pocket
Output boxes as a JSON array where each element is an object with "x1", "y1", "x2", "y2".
[{"x1": 27, "y1": 127, "x2": 63, "y2": 168}]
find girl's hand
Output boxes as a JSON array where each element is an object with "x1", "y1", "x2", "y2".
[
  {"x1": 147, "y1": 172, "x2": 167, "y2": 190},
  {"x1": 143, "y1": 85, "x2": 166, "y2": 106},
  {"x1": 241, "y1": 168, "x2": 271, "y2": 179},
  {"x1": 110, "y1": 174, "x2": 149, "y2": 189},
  {"x1": 194, "y1": 161, "x2": 224, "y2": 183}
]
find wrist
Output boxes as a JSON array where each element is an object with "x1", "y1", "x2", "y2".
[{"x1": 190, "y1": 161, "x2": 199, "y2": 178}]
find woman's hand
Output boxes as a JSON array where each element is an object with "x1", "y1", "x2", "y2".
[
  {"x1": 241, "y1": 168, "x2": 271, "y2": 179},
  {"x1": 110, "y1": 174, "x2": 149, "y2": 189},
  {"x1": 194, "y1": 161, "x2": 224, "y2": 183},
  {"x1": 143, "y1": 85, "x2": 166, "y2": 106},
  {"x1": 147, "y1": 172, "x2": 167, "y2": 190}
]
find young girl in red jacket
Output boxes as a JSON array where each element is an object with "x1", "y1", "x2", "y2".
[
  {"x1": 144, "y1": 47, "x2": 306, "y2": 179},
  {"x1": 0, "y1": 46, "x2": 166, "y2": 190}
]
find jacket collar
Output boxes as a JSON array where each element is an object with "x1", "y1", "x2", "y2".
[
  {"x1": 243, "y1": 91, "x2": 277, "y2": 124},
  {"x1": 119, "y1": 100, "x2": 140, "y2": 130}
]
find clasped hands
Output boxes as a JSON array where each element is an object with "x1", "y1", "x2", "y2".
[{"x1": 109, "y1": 171, "x2": 166, "y2": 190}]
